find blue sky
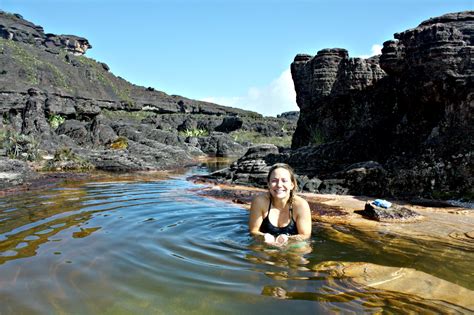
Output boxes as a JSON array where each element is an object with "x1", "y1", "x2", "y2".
[{"x1": 2, "y1": 0, "x2": 472, "y2": 116}]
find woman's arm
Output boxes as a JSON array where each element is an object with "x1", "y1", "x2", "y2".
[
  {"x1": 289, "y1": 197, "x2": 312, "y2": 240},
  {"x1": 248, "y1": 195, "x2": 266, "y2": 236}
]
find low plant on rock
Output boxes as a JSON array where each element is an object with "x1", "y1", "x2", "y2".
[
  {"x1": 180, "y1": 128, "x2": 209, "y2": 137},
  {"x1": 0, "y1": 128, "x2": 7, "y2": 149},
  {"x1": 48, "y1": 114, "x2": 66, "y2": 130},
  {"x1": 109, "y1": 136, "x2": 128, "y2": 150},
  {"x1": 43, "y1": 147, "x2": 95, "y2": 171},
  {"x1": 3, "y1": 130, "x2": 40, "y2": 161},
  {"x1": 309, "y1": 127, "x2": 325, "y2": 146}
]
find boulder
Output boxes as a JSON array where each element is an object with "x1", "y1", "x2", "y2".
[
  {"x1": 0, "y1": 157, "x2": 38, "y2": 189},
  {"x1": 357, "y1": 201, "x2": 423, "y2": 222}
]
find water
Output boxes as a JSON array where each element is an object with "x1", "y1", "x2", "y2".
[{"x1": 0, "y1": 166, "x2": 473, "y2": 314}]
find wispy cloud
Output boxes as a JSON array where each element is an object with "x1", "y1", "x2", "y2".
[
  {"x1": 202, "y1": 68, "x2": 298, "y2": 117},
  {"x1": 357, "y1": 44, "x2": 383, "y2": 59},
  {"x1": 203, "y1": 44, "x2": 382, "y2": 117}
]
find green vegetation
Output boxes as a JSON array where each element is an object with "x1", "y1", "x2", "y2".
[
  {"x1": 230, "y1": 130, "x2": 292, "y2": 147},
  {"x1": 0, "y1": 128, "x2": 7, "y2": 149},
  {"x1": 0, "y1": 38, "x2": 40, "y2": 84},
  {"x1": 43, "y1": 62, "x2": 72, "y2": 91},
  {"x1": 3, "y1": 130, "x2": 40, "y2": 161},
  {"x1": 309, "y1": 127, "x2": 325, "y2": 146},
  {"x1": 180, "y1": 128, "x2": 209, "y2": 137},
  {"x1": 75, "y1": 55, "x2": 133, "y2": 104},
  {"x1": 43, "y1": 147, "x2": 95, "y2": 171},
  {"x1": 102, "y1": 109, "x2": 155, "y2": 122},
  {"x1": 0, "y1": 38, "x2": 72, "y2": 90},
  {"x1": 48, "y1": 114, "x2": 66, "y2": 130},
  {"x1": 109, "y1": 136, "x2": 128, "y2": 150}
]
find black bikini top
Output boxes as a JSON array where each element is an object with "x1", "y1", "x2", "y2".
[{"x1": 259, "y1": 199, "x2": 298, "y2": 237}]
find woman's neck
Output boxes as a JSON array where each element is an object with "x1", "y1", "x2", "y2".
[{"x1": 271, "y1": 196, "x2": 290, "y2": 209}]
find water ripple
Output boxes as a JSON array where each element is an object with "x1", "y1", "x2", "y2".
[{"x1": 0, "y1": 169, "x2": 473, "y2": 314}]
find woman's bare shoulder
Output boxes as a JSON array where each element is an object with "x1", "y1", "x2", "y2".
[
  {"x1": 252, "y1": 193, "x2": 269, "y2": 205},
  {"x1": 294, "y1": 194, "x2": 308, "y2": 203},
  {"x1": 293, "y1": 195, "x2": 310, "y2": 208}
]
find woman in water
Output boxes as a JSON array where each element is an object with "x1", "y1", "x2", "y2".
[{"x1": 249, "y1": 163, "x2": 312, "y2": 247}]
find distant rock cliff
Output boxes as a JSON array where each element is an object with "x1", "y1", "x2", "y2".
[
  {"x1": 0, "y1": 12, "x2": 91, "y2": 55},
  {"x1": 0, "y1": 11, "x2": 295, "y2": 179},
  {"x1": 0, "y1": 11, "x2": 256, "y2": 117},
  {"x1": 288, "y1": 11, "x2": 473, "y2": 199}
]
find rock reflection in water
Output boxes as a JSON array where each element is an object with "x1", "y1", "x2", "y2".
[
  {"x1": 315, "y1": 222, "x2": 474, "y2": 291},
  {"x1": 245, "y1": 222, "x2": 474, "y2": 314},
  {"x1": 0, "y1": 186, "x2": 102, "y2": 265},
  {"x1": 313, "y1": 261, "x2": 474, "y2": 314}
]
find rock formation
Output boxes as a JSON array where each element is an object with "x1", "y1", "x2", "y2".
[
  {"x1": 0, "y1": 11, "x2": 295, "y2": 183},
  {"x1": 204, "y1": 11, "x2": 473, "y2": 201},
  {"x1": 0, "y1": 12, "x2": 91, "y2": 55},
  {"x1": 286, "y1": 11, "x2": 473, "y2": 200}
]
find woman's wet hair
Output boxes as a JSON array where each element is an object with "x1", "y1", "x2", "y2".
[{"x1": 267, "y1": 163, "x2": 298, "y2": 205}]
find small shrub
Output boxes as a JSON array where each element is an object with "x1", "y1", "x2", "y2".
[
  {"x1": 180, "y1": 128, "x2": 209, "y2": 137},
  {"x1": 3, "y1": 130, "x2": 40, "y2": 161},
  {"x1": 48, "y1": 114, "x2": 65, "y2": 130},
  {"x1": 310, "y1": 128, "x2": 325, "y2": 145},
  {"x1": 0, "y1": 128, "x2": 7, "y2": 149},
  {"x1": 109, "y1": 136, "x2": 128, "y2": 150}
]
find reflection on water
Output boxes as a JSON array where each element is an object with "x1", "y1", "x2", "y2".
[{"x1": 0, "y1": 167, "x2": 473, "y2": 314}]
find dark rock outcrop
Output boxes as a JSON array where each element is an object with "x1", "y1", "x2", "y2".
[
  {"x1": 0, "y1": 11, "x2": 91, "y2": 55},
  {"x1": 195, "y1": 144, "x2": 279, "y2": 187},
  {"x1": 277, "y1": 111, "x2": 299, "y2": 121},
  {"x1": 286, "y1": 11, "x2": 473, "y2": 200}
]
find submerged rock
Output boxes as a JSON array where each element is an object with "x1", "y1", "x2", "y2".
[{"x1": 315, "y1": 261, "x2": 474, "y2": 312}]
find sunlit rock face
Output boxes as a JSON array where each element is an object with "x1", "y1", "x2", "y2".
[
  {"x1": 44, "y1": 34, "x2": 91, "y2": 56},
  {"x1": 288, "y1": 11, "x2": 473, "y2": 199},
  {"x1": 291, "y1": 48, "x2": 386, "y2": 148}
]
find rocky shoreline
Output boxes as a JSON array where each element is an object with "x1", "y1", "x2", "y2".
[
  {"x1": 1, "y1": 10, "x2": 472, "y2": 203},
  {"x1": 189, "y1": 177, "x2": 474, "y2": 251}
]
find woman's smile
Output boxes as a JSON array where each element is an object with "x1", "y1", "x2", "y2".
[{"x1": 268, "y1": 168, "x2": 294, "y2": 200}]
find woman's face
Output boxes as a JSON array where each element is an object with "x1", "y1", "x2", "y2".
[{"x1": 268, "y1": 168, "x2": 294, "y2": 200}]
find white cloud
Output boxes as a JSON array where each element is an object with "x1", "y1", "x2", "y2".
[
  {"x1": 357, "y1": 44, "x2": 383, "y2": 59},
  {"x1": 201, "y1": 68, "x2": 298, "y2": 117}
]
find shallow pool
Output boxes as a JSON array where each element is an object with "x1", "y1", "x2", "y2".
[{"x1": 0, "y1": 166, "x2": 472, "y2": 314}]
